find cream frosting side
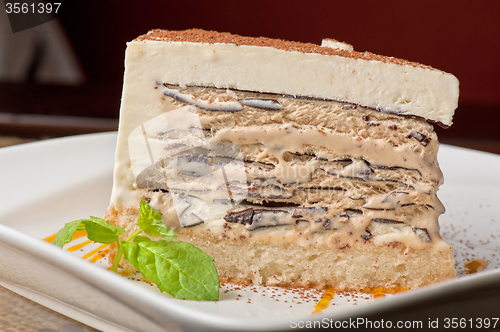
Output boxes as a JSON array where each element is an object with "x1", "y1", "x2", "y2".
[{"x1": 124, "y1": 40, "x2": 458, "y2": 126}]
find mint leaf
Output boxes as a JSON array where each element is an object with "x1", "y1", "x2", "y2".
[
  {"x1": 53, "y1": 219, "x2": 86, "y2": 248},
  {"x1": 121, "y1": 237, "x2": 165, "y2": 290},
  {"x1": 133, "y1": 235, "x2": 153, "y2": 243},
  {"x1": 82, "y1": 216, "x2": 124, "y2": 244},
  {"x1": 121, "y1": 236, "x2": 151, "y2": 268},
  {"x1": 138, "y1": 199, "x2": 177, "y2": 241},
  {"x1": 122, "y1": 240, "x2": 219, "y2": 301}
]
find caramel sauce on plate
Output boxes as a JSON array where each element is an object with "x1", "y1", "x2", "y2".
[
  {"x1": 43, "y1": 230, "x2": 88, "y2": 243},
  {"x1": 464, "y1": 259, "x2": 488, "y2": 274},
  {"x1": 43, "y1": 231, "x2": 109, "y2": 263},
  {"x1": 312, "y1": 286, "x2": 408, "y2": 315},
  {"x1": 312, "y1": 288, "x2": 335, "y2": 315}
]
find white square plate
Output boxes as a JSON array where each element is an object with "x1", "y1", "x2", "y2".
[{"x1": 1, "y1": 132, "x2": 500, "y2": 331}]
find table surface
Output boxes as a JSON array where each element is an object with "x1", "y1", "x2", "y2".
[
  {"x1": 0, "y1": 286, "x2": 98, "y2": 332},
  {"x1": 1, "y1": 134, "x2": 499, "y2": 332}
]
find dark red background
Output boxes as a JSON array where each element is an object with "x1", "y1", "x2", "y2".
[{"x1": 2, "y1": 0, "x2": 500, "y2": 147}]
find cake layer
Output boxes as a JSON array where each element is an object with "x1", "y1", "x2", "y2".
[
  {"x1": 183, "y1": 233, "x2": 456, "y2": 290},
  {"x1": 106, "y1": 206, "x2": 455, "y2": 290},
  {"x1": 130, "y1": 29, "x2": 459, "y2": 126}
]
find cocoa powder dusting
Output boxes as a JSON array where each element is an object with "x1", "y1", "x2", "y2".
[{"x1": 135, "y1": 29, "x2": 434, "y2": 70}]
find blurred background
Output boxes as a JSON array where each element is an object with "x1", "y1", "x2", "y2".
[{"x1": 1, "y1": 0, "x2": 499, "y2": 152}]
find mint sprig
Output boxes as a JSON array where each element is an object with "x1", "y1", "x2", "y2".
[
  {"x1": 53, "y1": 200, "x2": 220, "y2": 301},
  {"x1": 137, "y1": 200, "x2": 178, "y2": 240}
]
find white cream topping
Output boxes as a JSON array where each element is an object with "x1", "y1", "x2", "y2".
[
  {"x1": 124, "y1": 39, "x2": 458, "y2": 125},
  {"x1": 321, "y1": 39, "x2": 354, "y2": 51}
]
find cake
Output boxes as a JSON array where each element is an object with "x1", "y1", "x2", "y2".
[{"x1": 106, "y1": 29, "x2": 459, "y2": 291}]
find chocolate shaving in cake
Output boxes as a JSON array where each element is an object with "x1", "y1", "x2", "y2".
[
  {"x1": 224, "y1": 208, "x2": 292, "y2": 231},
  {"x1": 224, "y1": 208, "x2": 254, "y2": 225},
  {"x1": 240, "y1": 199, "x2": 300, "y2": 208},
  {"x1": 406, "y1": 131, "x2": 431, "y2": 146},
  {"x1": 292, "y1": 207, "x2": 327, "y2": 219},
  {"x1": 361, "y1": 230, "x2": 373, "y2": 241},
  {"x1": 250, "y1": 209, "x2": 289, "y2": 231},
  {"x1": 341, "y1": 209, "x2": 364, "y2": 218},
  {"x1": 413, "y1": 227, "x2": 432, "y2": 242},
  {"x1": 372, "y1": 218, "x2": 405, "y2": 224},
  {"x1": 342, "y1": 104, "x2": 358, "y2": 110}
]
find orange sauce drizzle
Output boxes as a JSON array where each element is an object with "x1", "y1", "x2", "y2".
[
  {"x1": 464, "y1": 259, "x2": 488, "y2": 274},
  {"x1": 312, "y1": 285, "x2": 408, "y2": 315},
  {"x1": 67, "y1": 240, "x2": 93, "y2": 252},
  {"x1": 89, "y1": 249, "x2": 109, "y2": 263},
  {"x1": 43, "y1": 233, "x2": 57, "y2": 243},
  {"x1": 43, "y1": 230, "x2": 88, "y2": 243},
  {"x1": 362, "y1": 286, "x2": 408, "y2": 299},
  {"x1": 43, "y1": 231, "x2": 110, "y2": 264},
  {"x1": 140, "y1": 277, "x2": 154, "y2": 285},
  {"x1": 312, "y1": 288, "x2": 335, "y2": 315},
  {"x1": 83, "y1": 244, "x2": 110, "y2": 260}
]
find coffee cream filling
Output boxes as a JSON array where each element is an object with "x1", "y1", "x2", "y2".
[
  {"x1": 110, "y1": 82, "x2": 450, "y2": 252},
  {"x1": 210, "y1": 124, "x2": 441, "y2": 185}
]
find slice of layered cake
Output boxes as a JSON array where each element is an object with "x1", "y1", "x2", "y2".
[{"x1": 106, "y1": 29, "x2": 459, "y2": 290}]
